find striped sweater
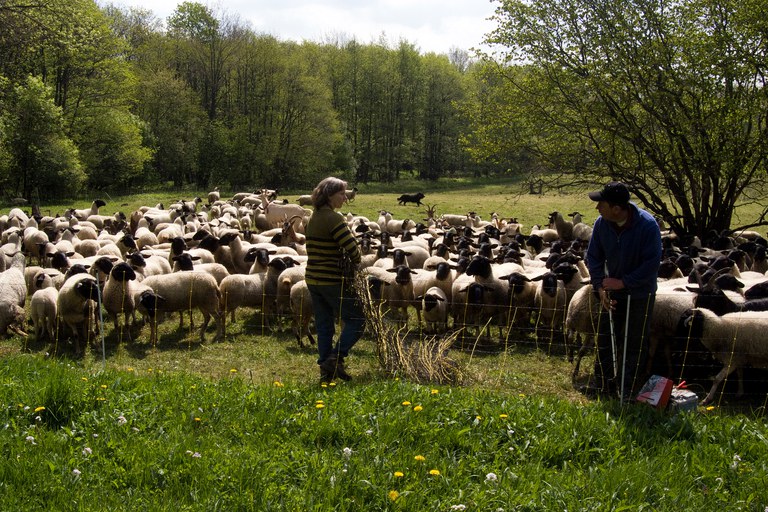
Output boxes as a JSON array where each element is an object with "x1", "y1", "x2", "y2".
[{"x1": 305, "y1": 206, "x2": 361, "y2": 285}]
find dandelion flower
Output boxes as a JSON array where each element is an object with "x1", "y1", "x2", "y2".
[
  {"x1": 388, "y1": 490, "x2": 399, "y2": 501},
  {"x1": 486, "y1": 472, "x2": 498, "y2": 482},
  {"x1": 34, "y1": 406, "x2": 46, "y2": 413},
  {"x1": 413, "y1": 405, "x2": 423, "y2": 412},
  {"x1": 431, "y1": 389, "x2": 439, "y2": 395},
  {"x1": 81, "y1": 377, "x2": 88, "y2": 381},
  {"x1": 429, "y1": 469, "x2": 441, "y2": 476},
  {"x1": 72, "y1": 468, "x2": 81, "y2": 477},
  {"x1": 25, "y1": 435, "x2": 36, "y2": 445},
  {"x1": 414, "y1": 455, "x2": 426, "y2": 462},
  {"x1": 321, "y1": 383, "x2": 328, "y2": 388},
  {"x1": 100, "y1": 385, "x2": 107, "y2": 389},
  {"x1": 342, "y1": 447, "x2": 353, "y2": 459},
  {"x1": 82, "y1": 447, "x2": 92, "y2": 456},
  {"x1": 230, "y1": 368, "x2": 237, "y2": 373},
  {"x1": 316, "y1": 404, "x2": 325, "y2": 409},
  {"x1": 706, "y1": 406, "x2": 716, "y2": 411},
  {"x1": 394, "y1": 471, "x2": 404, "y2": 478},
  {"x1": 329, "y1": 382, "x2": 337, "y2": 387},
  {"x1": 402, "y1": 401, "x2": 411, "y2": 406},
  {"x1": 499, "y1": 414, "x2": 508, "y2": 419},
  {"x1": 518, "y1": 393, "x2": 526, "y2": 398},
  {"x1": 273, "y1": 381, "x2": 284, "y2": 387},
  {"x1": 117, "y1": 415, "x2": 127, "y2": 426},
  {"x1": 194, "y1": 417, "x2": 201, "y2": 422}
]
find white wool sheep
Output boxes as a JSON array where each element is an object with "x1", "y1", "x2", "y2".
[
  {"x1": 0, "y1": 253, "x2": 28, "y2": 337},
  {"x1": 140, "y1": 271, "x2": 223, "y2": 343},
  {"x1": 564, "y1": 284, "x2": 601, "y2": 379},
  {"x1": 289, "y1": 279, "x2": 315, "y2": 348},
  {"x1": 418, "y1": 286, "x2": 448, "y2": 334},
  {"x1": 102, "y1": 262, "x2": 140, "y2": 342},
  {"x1": 683, "y1": 308, "x2": 768, "y2": 404},
  {"x1": 29, "y1": 272, "x2": 59, "y2": 342},
  {"x1": 56, "y1": 272, "x2": 101, "y2": 353},
  {"x1": 218, "y1": 258, "x2": 287, "y2": 334},
  {"x1": 532, "y1": 271, "x2": 567, "y2": 346}
]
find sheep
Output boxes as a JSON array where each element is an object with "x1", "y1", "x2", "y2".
[
  {"x1": 172, "y1": 252, "x2": 230, "y2": 285},
  {"x1": 72, "y1": 199, "x2": 106, "y2": 221},
  {"x1": 385, "y1": 218, "x2": 417, "y2": 236},
  {"x1": 0, "y1": 253, "x2": 28, "y2": 337},
  {"x1": 365, "y1": 264, "x2": 417, "y2": 325},
  {"x1": 532, "y1": 271, "x2": 567, "y2": 348},
  {"x1": 218, "y1": 257, "x2": 288, "y2": 334},
  {"x1": 549, "y1": 211, "x2": 574, "y2": 241},
  {"x1": 681, "y1": 308, "x2": 768, "y2": 404},
  {"x1": 496, "y1": 271, "x2": 538, "y2": 337},
  {"x1": 128, "y1": 252, "x2": 172, "y2": 281},
  {"x1": 296, "y1": 195, "x2": 313, "y2": 206},
  {"x1": 563, "y1": 284, "x2": 602, "y2": 379},
  {"x1": 140, "y1": 271, "x2": 223, "y2": 343},
  {"x1": 29, "y1": 273, "x2": 59, "y2": 342},
  {"x1": 417, "y1": 286, "x2": 448, "y2": 334},
  {"x1": 100, "y1": 261, "x2": 140, "y2": 342},
  {"x1": 275, "y1": 263, "x2": 306, "y2": 325},
  {"x1": 344, "y1": 186, "x2": 359, "y2": 203},
  {"x1": 397, "y1": 192, "x2": 425, "y2": 206},
  {"x1": 207, "y1": 187, "x2": 220, "y2": 205},
  {"x1": 56, "y1": 272, "x2": 101, "y2": 354},
  {"x1": 289, "y1": 279, "x2": 315, "y2": 348}
]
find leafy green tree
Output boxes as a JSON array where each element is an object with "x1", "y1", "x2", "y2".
[
  {"x1": 486, "y1": 0, "x2": 768, "y2": 236},
  {"x1": 77, "y1": 108, "x2": 153, "y2": 191},
  {"x1": 1, "y1": 75, "x2": 84, "y2": 200},
  {"x1": 137, "y1": 69, "x2": 205, "y2": 187}
]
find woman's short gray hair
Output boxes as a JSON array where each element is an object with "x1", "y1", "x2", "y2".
[{"x1": 311, "y1": 177, "x2": 347, "y2": 209}]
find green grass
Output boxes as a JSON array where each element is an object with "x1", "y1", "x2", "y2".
[
  {"x1": 1, "y1": 355, "x2": 767, "y2": 511},
  {"x1": 2, "y1": 177, "x2": 768, "y2": 509}
]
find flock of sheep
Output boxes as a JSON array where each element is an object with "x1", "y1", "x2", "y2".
[{"x1": 1, "y1": 188, "x2": 768, "y2": 403}]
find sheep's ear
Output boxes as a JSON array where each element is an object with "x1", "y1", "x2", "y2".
[
  {"x1": 410, "y1": 270, "x2": 418, "y2": 275},
  {"x1": 686, "y1": 285, "x2": 701, "y2": 293},
  {"x1": 435, "y1": 295, "x2": 445, "y2": 302}
]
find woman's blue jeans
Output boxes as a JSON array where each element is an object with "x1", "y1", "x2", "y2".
[{"x1": 307, "y1": 283, "x2": 366, "y2": 364}]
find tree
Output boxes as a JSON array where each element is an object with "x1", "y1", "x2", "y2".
[
  {"x1": 486, "y1": 0, "x2": 768, "y2": 237},
  {"x1": 1, "y1": 75, "x2": 84, "y2": 200}
]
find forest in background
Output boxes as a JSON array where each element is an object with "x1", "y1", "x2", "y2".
[{"x1": 0, "y1": 0, "x2": 512, "y2": 202}]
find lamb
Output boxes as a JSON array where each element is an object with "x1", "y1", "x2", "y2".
[
  {"x1": 681, "y1": 308, "x2": 768, "y2": 404},
  {"x1": 0, "y1": 253, "x2": 28, "y2": 337},
  {"x1": 397, "y1": 192, "x2": 425, "y2": 206},
  {"x1": 56, "y1": 272, "x2": 101, "y2": 354},
  {"x1": 417, "y1": 286, "x2": 448, "y2": 334},
  {"x1": 344, "y1": 186, "x2": 359, "y2": 203},
  {"x1": 274, "y1": 263, "x2": 306, "y2": 324},
  {"x1": 289, "y1": 279, "x2": 315, "y2": 348},
  {"x1": 140, "y1": 271, "x2": 223, "y2": 343},
  {"x1": 29, "y1": 273, "x2": 59, "y2": 342}
]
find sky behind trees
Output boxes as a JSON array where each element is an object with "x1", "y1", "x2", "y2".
[{"x1": 106, "y1": 0, "x2": 498, "y2": 54}]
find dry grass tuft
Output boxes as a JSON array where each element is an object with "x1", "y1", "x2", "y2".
[{"x1": 355, "y1": 276, "x2": 465, "y2": 385}]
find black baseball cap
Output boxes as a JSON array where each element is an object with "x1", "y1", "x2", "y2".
[{"x1": 588, "y1": 181, "x2": 630, "y2": 205}]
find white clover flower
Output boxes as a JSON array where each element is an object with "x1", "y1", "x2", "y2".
[
  {"x1": 365, "y1": 429, "x2": 373, "y2": 435},
  {"x1": 507, "y1": 429, "x2": 515, "y2": 436},
  {"x1": 25, "y1": 435, "x2": 36, "y2": 445},
  {"x1": 342, "y1": 447, "x2": 353, "y2": 459},
  {"x1": 485, "y1": 472, "x2": 498, "y2": 482},
  {"x1": 72, "y1": 468, "x2": 81, "y2": 477},
  {"x1": 731, "y1": 454, "x2": 742, "y2": 470},
  {"x1": 131, "y1": 427, "x2": 140, "y2": 432},
  {"x1": 92, "y1": 433, "x2": 99, "y2": 438},
  {"x1": 186, "y1": 450, "x2": 193, "y2": 455},
  {"x1": 34, "y1": 415, "x2": 42, "y2": 422},
  {"x1": 117, "y1": 415, "x2": 127, "y2": 426},
  {"x1": 450, "y1": 505, "x2": 466, "y2": 511},
  {"x1": 23, "y1": 406, "x2": 30, "y2": 411},
  {"x1": 82, "y1": 447, "x2": 92, "y2": 456},
  {"x1": 192, "y1": 452, "x2": 201, "y2": 458}
]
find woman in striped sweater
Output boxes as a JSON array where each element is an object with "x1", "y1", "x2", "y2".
[{"x1": 306, "y1": 177, "x2": 365, "y2": 382}]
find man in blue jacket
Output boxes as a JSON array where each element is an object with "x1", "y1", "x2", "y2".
[{"x1": 584, "y1": 182, "x2": 662, "y2": 400}]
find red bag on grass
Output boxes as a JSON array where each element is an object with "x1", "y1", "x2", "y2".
[{"x1": 635, "y1": 375, "x2": 673, "y2": 409}]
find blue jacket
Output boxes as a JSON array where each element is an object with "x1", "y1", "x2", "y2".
[{"x1": 586, "y1": 202, "x2": 662, "y2": 296}]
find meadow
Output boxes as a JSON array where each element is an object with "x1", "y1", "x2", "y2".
[{"x1": 1, "y1": 176, "x2": 768, "y2": 510}]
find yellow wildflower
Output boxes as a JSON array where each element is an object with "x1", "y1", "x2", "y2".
[
  {"x1": 388, "y1": 490, "x2": 399, "y2": 501},
  {"x1": 230, "y1": 368, "x2": 237, "y2": 373},
  {"x1": 34, "y1": 406, "x2": 45, "y2": 413},
  {"x1": 316, "y1": 404, "x2": 325, "y2": 409},
  {"x1": 100, "y1": 385, "x2": 107, "y2": 389},
  {"x1": 431, "y1": 389, "x2": 439, "y2": 395},
  {"x1": 414, "y1": 455, "x2": 426, "y2": 462},
  {"x1": 402, "y1": 401, "x2": 412, "y2": 406},
  {"x1": 429, "y1": 469, "x2": 441, "y2": 476},
  {"x1": 413, "y1": 405, "x2": 423, "y2": 412},
  {"x1": 499, "y1": 414, "x2": 508, "y2": 419},
  {"x1": 394, "y1": 471, "x2": 404, "y2": 478}
]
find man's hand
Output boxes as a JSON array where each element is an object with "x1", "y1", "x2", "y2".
[
  {"x1": 601, "y1": 277, "x2": 624, "y2": 291},
  {"x1": 598, "y1": 288, "x2": 615, "y2": 311}
]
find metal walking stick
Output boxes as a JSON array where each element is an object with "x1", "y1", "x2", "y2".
[{"x1": 620, "y1": 295, "x2": 631, "y2": 406}]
